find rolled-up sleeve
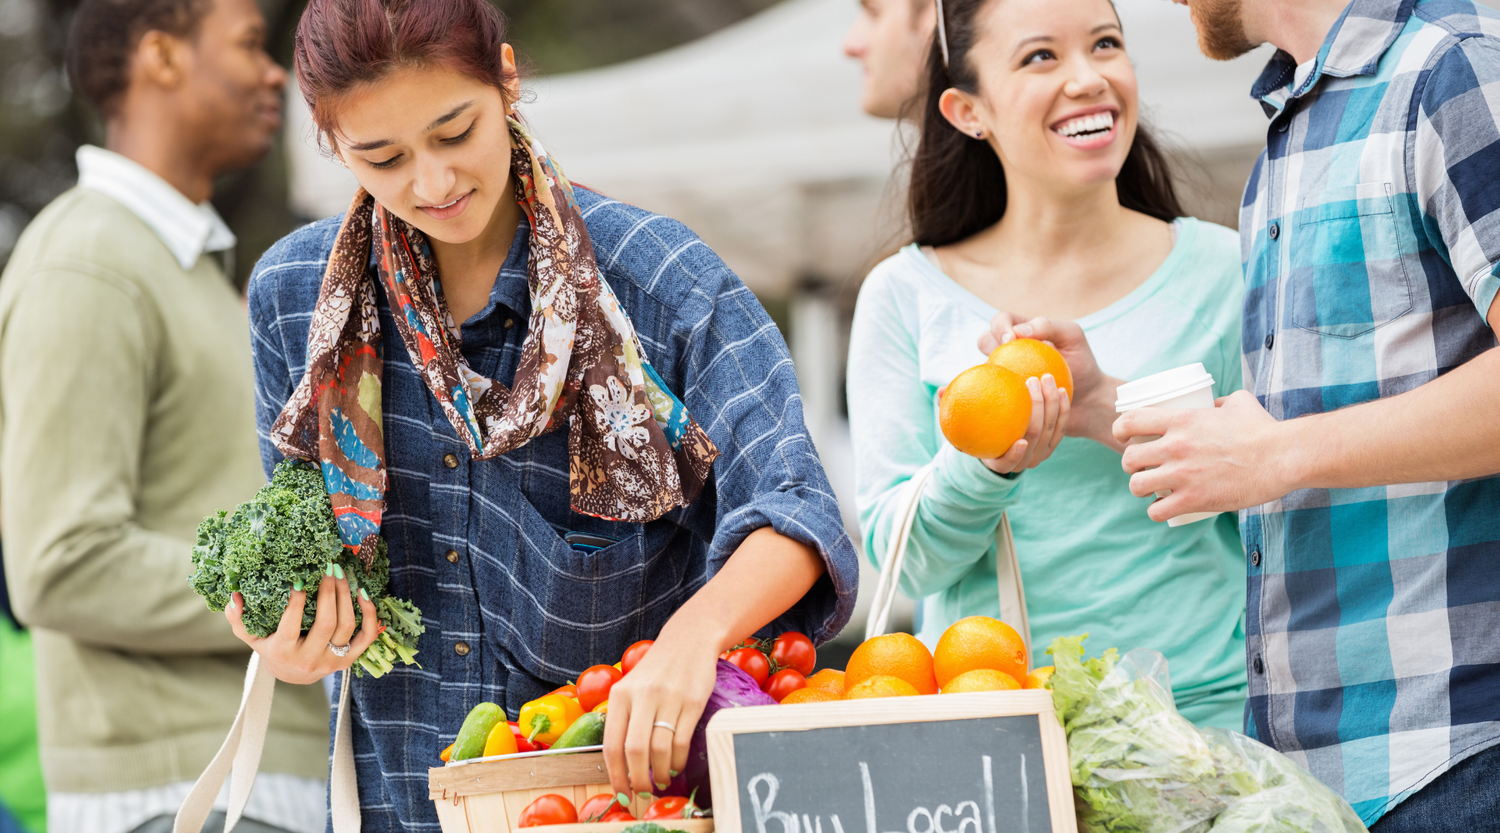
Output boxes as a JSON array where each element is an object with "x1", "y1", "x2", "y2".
[
  {"x1": 674, "y1": 267, "x2": 858, "y2": 645},
  {"x1": 1415, "y1": 36, "x2": 1500, "y2": 318}
]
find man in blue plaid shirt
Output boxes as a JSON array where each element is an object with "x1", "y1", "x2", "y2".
[{"x1": 1111, "y1": 0, "x2": 1500, "y2": 829}]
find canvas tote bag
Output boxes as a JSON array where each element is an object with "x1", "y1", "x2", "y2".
[
  {"x1": 173, "y1": 657, "x2": 361, "y2": 832},
  {"x1": 863, "y1": 462, "x2": 1031, "y2": 655}
]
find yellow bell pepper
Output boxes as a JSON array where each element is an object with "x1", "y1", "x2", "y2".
[
  {"x1": 519, "y1": 693, "x2": 583, "y2": 745},
  {"x1": 483, "y1": 719, "x2": 519, "y2": 757},
  {"x1": 592, "y1": 700, "x2": 609, "y2": 714}
]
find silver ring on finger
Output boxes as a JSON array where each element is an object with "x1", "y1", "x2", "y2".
[
  {"x1": 328, "y1": 641, "x2": 352, "y2": 657},
  {"x1": 652, "y1": 720, "x2": 676, "y2": 733}
]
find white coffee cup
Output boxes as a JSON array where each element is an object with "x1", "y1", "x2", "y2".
[{"x1": 1114, "y1": 363, "x2": 1220, "y2": 527}]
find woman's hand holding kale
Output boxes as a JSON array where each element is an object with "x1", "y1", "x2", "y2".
[{"x1": 226, "y1": 566, "x2": 381, "y2": 684}]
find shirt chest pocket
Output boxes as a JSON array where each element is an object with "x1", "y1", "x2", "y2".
[{"x1": 1288, "y1": 182, "x2": 1413, "y2": 339}]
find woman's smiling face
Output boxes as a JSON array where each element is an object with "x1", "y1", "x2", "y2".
[
  {"x1": 330, "y1": 57, "x2": 518, "y2": 245},
  {"x1": 941, "y1": 0, "x2": 1138, "y2": 195}
]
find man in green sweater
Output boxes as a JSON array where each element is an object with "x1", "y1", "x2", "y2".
[{"x1": 0, "y1": 0, "x2": 329, "y2": 830}]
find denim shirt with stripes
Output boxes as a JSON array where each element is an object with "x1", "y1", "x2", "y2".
[{"x1": 247, "y1": 188, "x2": 859, "y2": 829}]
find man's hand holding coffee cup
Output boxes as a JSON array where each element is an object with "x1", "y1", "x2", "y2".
[{"x1": 1113, "y1": 390, "x2": 1291, "y2": 523}]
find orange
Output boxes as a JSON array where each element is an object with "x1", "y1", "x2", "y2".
[
  {"x1": 987, "y1": 338, "x2": 1073, "y2": 397},
  {"x1": 1023, "y1": 666, "x2": 1055, "y2": 690},
  {"x1": 845, "y1": 675, "x2": 921, "y2": 699},
  {"x1": 933, "y1": 616, "x2": 1028, "y2": 688},
  {"x1": 939, "y1": 364, "x2": 1031, "y2": 459},
  {"x1": 781, "y1": 687, "x2": 842, "y2": 704},
  {"x1": 845, "y1": 633, "x2": 938, "y2": 695},
  {"x1": 939, "y1": 668, "x2": 1022, "y2": 694},
  {"x1": 804, "y1": 669, "x2": 846, "y2": 695}
]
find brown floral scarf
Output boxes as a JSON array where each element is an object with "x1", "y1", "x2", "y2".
[{"x1": 271, "y1": 118, "x2": 718, "y2": 564}]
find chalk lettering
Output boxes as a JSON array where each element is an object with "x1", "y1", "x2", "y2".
[
  {"x1": 954, "y1": 802, "x2": 981, "y2": 833},
  {"x1": 982, "y1": 756, "x2": 995, "y2": 833},
  {"x1": 1019, "y1": 754, "x2": 1029, "y2": 833},
  {"x1": 749, "y1": 773, "x2": 799, "y2": 833},
  {"x1": 933, "y1": 804, "x2": 952, "y2": 833},
  {"x1": 907, "y1": 806, "x2": 935, "y2": 833}
]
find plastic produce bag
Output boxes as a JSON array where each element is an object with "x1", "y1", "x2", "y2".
[{"x1": 1047, "y1": 635, "x2": 1367, "y2": 833}]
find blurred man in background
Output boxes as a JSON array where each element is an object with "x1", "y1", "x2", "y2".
[
  {"x1": 843, "y1": 0, "x2": 935, "y2": 119},
  {"x1": 0, "y1": 1, "x2": 329, "y2": 831}
]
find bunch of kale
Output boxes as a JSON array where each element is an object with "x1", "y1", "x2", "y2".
[{"x1": 190, "y1": 460, "x2": 423, "y2": 678}]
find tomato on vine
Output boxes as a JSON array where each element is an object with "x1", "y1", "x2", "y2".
[
  {"x1": 762, "y1": 668, "x2": 808, "y2": 702},
  {"x1": 771, "y1": 631, "x2": 816, "y2": 676},
  {"x1": 725, "y1": 646, "x2": 771, "y2": 685}
]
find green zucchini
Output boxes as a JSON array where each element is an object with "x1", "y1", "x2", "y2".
[
  {"x1": 551, "y1": 710, "x2": 606, "y2": 749},
  {"x1": 452, "y1": 702, "x2": 505, "y2": 761}
]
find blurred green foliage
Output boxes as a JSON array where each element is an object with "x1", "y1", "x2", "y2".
[{"x1": 0, "y1": 0, "x2": 782, "y2": 284}]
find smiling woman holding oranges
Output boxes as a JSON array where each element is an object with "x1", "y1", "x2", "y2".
[{"x1": 846, "y1": 0, "x2": 1248, "y2": 729}]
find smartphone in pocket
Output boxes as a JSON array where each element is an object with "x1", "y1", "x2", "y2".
[{"x1": 563, "y1": 531, "x2": 618, "y2": 553}]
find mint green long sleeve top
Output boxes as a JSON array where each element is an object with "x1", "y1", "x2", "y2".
[{"x1": 846, "y1": 218, "x2": 1249, "y2": 729}]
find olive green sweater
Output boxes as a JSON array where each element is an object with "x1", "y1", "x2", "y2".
[{"x1": 0, "y1": 188, "x2": 328, "y2": 793}]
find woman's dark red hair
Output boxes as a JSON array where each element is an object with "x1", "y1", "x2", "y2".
[{"x1": 294, "y1": 0, "x2": 517, "y2": 140}]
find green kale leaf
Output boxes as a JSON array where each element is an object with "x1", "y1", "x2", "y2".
[{"x1": 189, "y1": 459, "x2": 424, "y2": 678}]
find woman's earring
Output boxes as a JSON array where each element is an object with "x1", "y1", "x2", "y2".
[{"x1": 974, "y1": 130, "x2": 985, "y2": 139}]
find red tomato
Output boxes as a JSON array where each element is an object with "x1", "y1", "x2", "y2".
[
  {"x1": 771, "y1": 632, "x2": 817, "y2": 676},
  {"x1": 509, "y1": 721, "x2": 539, "y2": 753},
  {"x1": 762, "y1": 668, "x2": 808, "y2": 702},
  {"x1": 621, "y1": 640, "x2": 653, "y2": 674},
  {"x1": 576, "y1": 664, "x2": 623, "y2": 712},
  {"x1": 578, "y1": 793, "x2": 621, "y2": 822},
  {"x1": 602, "y1": 810, "x2": 636, "y2": 822},
  {"x1": 550, "y1": 683, "x2": 578, "y2": 699},
  {"x1": 725, "y1": 647, "x2": 771, "y2": 685},
  {"x1": 519, "y1": 794, "x2": 578, "y2": 827},
  {"x1": 644, "y1": 796, "x2": 693, "y2": 820}
]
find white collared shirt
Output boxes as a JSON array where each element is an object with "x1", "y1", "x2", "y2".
[
  {"x1": 51, "y1": 146, "x2": 326, "y2": 833},
  {"x1": 75, "y1": 145, "x2": 238, "y2": 272}
]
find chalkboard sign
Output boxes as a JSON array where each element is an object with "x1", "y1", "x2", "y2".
[{"x1": 706, "y1": 690, "x2": 1076, "y2": 833}]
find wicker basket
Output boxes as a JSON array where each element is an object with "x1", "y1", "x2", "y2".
[{"x1": 429, "y1": 749, "x2": 715, "y2": 833}]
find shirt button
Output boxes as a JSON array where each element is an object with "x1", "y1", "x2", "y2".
[
  {"x1": 1264, "y1": 333, "x2": 1274, "y2": 350},
  {"x1": 504, "y1": 318, "x2": 515, "y2": 329},
  {"x1": 454, "y1": 641, "x2": 470, "y2": 657},
  {"x1": 1277, "y1": 120, "x2": 1289, "y2": 133},
  {"x1": 443, "y1": 453, "x2": 459, "y2": 469},
  {"x1": 1253, "y1": 656, "x2": 1265, "y2": 674},
  {"x1": 1250, "y1": 549, "x2": 1261, "y2": 567},
  {"x1": 445, "y1": 550, "x2": 460, "y2": 564},
  {"x1": 1268, "y1": 222, "x2": 1280, "y2": 240}
]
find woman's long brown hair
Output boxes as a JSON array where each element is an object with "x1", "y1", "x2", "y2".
[{"x1": 908, "y1": 0, "x2": 1184, "y2": 247}]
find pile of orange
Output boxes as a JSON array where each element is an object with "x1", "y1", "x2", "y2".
[
  {"x1": 781, "y1": 617, "x2": 1053, "y2": 703},
  {"x1": 938, "y1": 338, "x2": 1073, "y2": 460}
]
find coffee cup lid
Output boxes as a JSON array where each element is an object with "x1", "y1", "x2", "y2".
[{"x1": 1115, "y1": 363, "x2": 1215, "y2": 412}]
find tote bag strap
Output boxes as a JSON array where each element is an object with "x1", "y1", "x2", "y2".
[
  {"x1": 993, "y1": 512, "x2": 1030, "y2": 661},
  {"x1": 864, "y1": 463, "x2": 1031, "y2": 659},
  {"x1": 174, "y1": 658, "x2": 362, "y2": 833},
  {"x1": 864, "y1": 464, "x2": 936, "y2": 641}
]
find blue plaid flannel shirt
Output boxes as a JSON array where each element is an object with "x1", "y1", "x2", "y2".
[
  {"x1": 248, "y1": 188, "x2": 858, "y2": 830},
  {"x1": 1239, "y1": 0, "x2": 1500, "y2": 824}
]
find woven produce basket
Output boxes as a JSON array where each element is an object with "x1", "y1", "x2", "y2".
[{"x1": 429, "y1": 748, "x2": 716, "y2": 833}]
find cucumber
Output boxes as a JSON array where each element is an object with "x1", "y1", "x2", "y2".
[
  {"x1": 452, "y1": 702, "x2": 505, "y2": 761},
  {"x1": 551, "y1": 710, "x2": 606, "y2": 749}
]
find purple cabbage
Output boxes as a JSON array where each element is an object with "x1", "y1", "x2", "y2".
[{"x1": 662, "y1": 659, "x2": 776, "y2": 808}]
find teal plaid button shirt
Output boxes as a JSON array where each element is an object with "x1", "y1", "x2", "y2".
[{"x1": 1239, "y1": 0, "x2": 1500, "y2": 825}]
